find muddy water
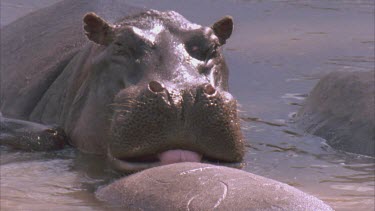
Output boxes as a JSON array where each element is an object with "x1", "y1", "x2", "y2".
[{"x1": 1, "y1": 0, "x2": 374, "y2": 210}]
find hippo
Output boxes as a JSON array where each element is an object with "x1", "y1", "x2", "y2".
[
  {"x1": 97, "y1": 162, "x2": 333, "y2": 211},
  {"x1": 0, "y1": 1, "x2": 333, "y2": 210},
  {"x1": 0, "y1": 112, "x2": 68, "y2": 151},
  {"x1": 1, "y1": 0, "x2": 244, "y2": 173},
  {"x1": 295, "y1": 71, "x2": 374, "y2": 157}
]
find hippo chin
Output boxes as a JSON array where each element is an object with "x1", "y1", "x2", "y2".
[{"x1": 0, "y1": 0, "x2": 244, "y2": 173}]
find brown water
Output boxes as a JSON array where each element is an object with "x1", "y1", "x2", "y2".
[{"x1": 1, "y1": 0, "x2": 374, "y2": 210}]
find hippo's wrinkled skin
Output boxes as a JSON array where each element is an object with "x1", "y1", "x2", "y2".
[
  {"x1": 0, "y1": 0, "x2": 244, "y2": 172},
  {"x1": 295, "y1": 71, "x2": 374, "y2": 157},
  {"x1": 0, "y1": 1, "x2": 334, "y2": 209},
  {"x1": 97, "y1": 162, "x2": 333, "y2": 211}
]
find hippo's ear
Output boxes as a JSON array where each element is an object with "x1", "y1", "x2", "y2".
[
  {"x1": 212, "y1": 16, "x2": 233, "y2": 45},
  {"x1": 83, "y1": 12, "x2": 115, "y2": 45}
]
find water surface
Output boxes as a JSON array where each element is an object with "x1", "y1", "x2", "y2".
[{"x1": 1, "y1": 0, "x2": 374, "y2": 210}]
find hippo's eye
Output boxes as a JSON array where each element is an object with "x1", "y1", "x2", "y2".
[
  {"x1": 113, "y1": 28, "x2": 151, "y2": 58},
  {"x1": 185, "y1": 36, "x2": 216, "y2": 61},
  {"x1": 114, "y1": 40, "x2": 145, "y2": 58},
  {"x1": 114, "y1": 42, "x2": 134, "y2": 56},
  {"x1": 186, "y1": 45, "x2": 210, "y2": 61}
]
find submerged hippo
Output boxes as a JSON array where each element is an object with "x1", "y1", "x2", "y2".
[
  {"x1": 1, "y1": 0, "x2": 244, "y2": 172},
  {"x1": 1, "y1": 1, "x2": 334, "y2": 209},
  {"x1": 0, "y1": 112, "x2": 68, "y2": 151},
  {"x1": 295, "y1": 71, "x2": 374, "y2": 157},
  {"x1": 97, "y1": 162, "x2": 333, "y2": 211}
]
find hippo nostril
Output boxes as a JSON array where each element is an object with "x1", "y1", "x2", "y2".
[
  {"x1": 203, "y1": 84, "x2": 216, "y2": 95},
  {"x1": 149, "y1": 81, "x2": 165, "y2": 93}
]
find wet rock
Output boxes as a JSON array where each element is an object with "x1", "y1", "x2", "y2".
[
  {"x1": 96, "y1": 162, "x2": 333, "y2": 210},
  {"x1": 295, "y1": 71, "x2": 374, "y2": 156}
]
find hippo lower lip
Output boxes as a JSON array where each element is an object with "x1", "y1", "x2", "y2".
[
  {"x1": 158, "y1": 150, "x2": 202, "y2": 165},
  {"x1": 108, "y1": 149, "x2": 244, "y2": 173},
  {"x1": 108, "y1": 153, "x2": 162, "y2": 173}
]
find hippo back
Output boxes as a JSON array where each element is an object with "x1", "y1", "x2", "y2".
[{"x1": 0, "y1": 0, "x2": 143, "y2": 120}]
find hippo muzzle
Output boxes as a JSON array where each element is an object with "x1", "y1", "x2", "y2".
[{"x1": 108, "y1": 80, "x2": 244, "y2": 172}]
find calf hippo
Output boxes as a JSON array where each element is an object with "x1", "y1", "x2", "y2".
[
  {"x1": 97, "y1": 162, "x2": 333, "y2": 211},
  {"x1": 1, "y1": 0, "x2": 244, "y2": 173}
]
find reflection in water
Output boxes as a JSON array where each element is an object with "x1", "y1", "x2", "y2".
[
  {"x1": 265, "y1": 143, "x2": 308, "y2": 153},
  {"x1": 1, "y1": 0, "x2": 374, "y2": 210},
  {"x1": 241, "y1": 116, "x2": 286, "y2": 127},
  {"x1": 241, "y1": 118, "x2": 374, "y2": 210},
  {"x1": 0, "y1": 147, "x2": 121, "y2": 210},
  {"x1": 281, "y1": 93, "x2": 307, "y2": 101},
  {"x1": 326, "y1": 56, "x2": 375, "y2": 70}
]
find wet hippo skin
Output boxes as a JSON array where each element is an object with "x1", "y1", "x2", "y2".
[
  {"x1": 295, "y1": 71, "x2": 375, "y2": 156},
  {"x1": 0, "y1": 0, "x2": 333, "y2": 209},
  {"x1": 96, "y1": 162, "x2": 333, "y2": 211},
  {"x1": 1, "y1": 0, "x2": 244, "y2": 173},
  {"x1": 0, "y1": 113, "x2": 68, "y2": 151}
]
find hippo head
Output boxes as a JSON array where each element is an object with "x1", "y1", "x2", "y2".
[{"x1": 81, "y1": 10, "x2": 244, "y2": 172}]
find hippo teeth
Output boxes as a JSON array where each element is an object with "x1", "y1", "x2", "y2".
[{"x1": 157, "y1": 150, "x2": 202, "y2": 165}]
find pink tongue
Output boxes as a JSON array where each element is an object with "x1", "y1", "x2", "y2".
[{"x1": 158, "y1": 150, "x2": 202, "y2": 165}]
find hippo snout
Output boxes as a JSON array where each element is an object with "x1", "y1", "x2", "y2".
[{"x1": 108, "y1": 80, "x2": 244, "y2": 172}]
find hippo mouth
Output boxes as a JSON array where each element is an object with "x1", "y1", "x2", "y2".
[{"x1": 107, "y1": 149, "x2": 244, "y2": 173}]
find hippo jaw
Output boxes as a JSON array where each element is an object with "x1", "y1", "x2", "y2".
[
  {"x1": 108, "y1": 149, "x2": 203, "y2": 173},
  {"x1": 108, "y1": 149, "x2": 244, "y2": 173},
  {"x1": 107, "y1": 82, "x2": 245, "y2": 173}
]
